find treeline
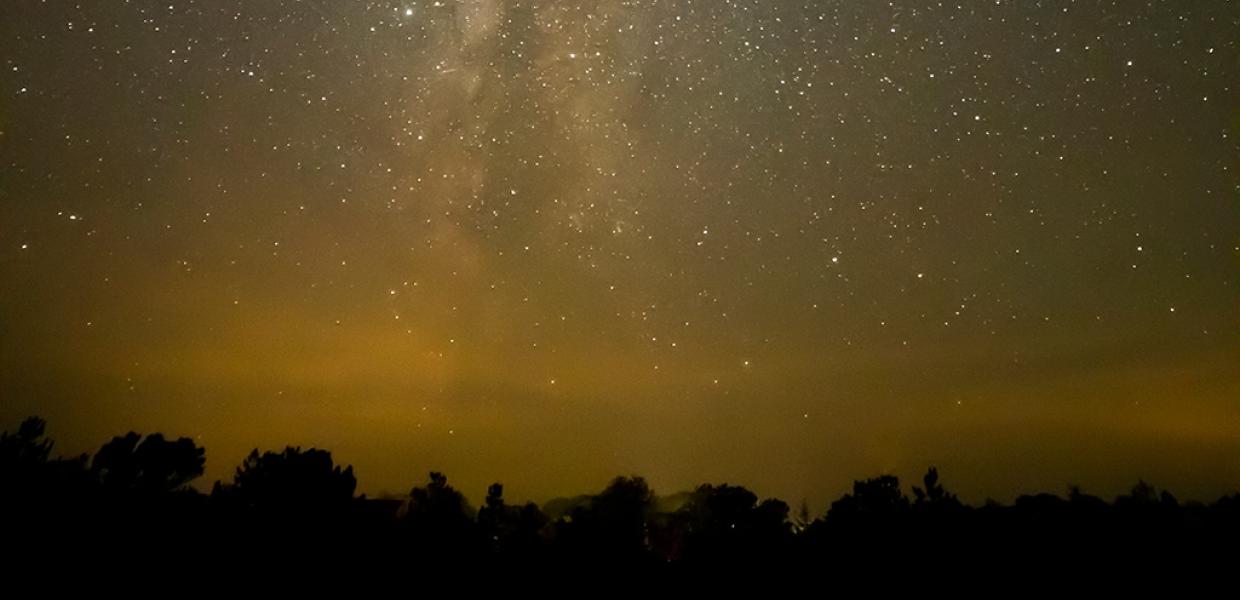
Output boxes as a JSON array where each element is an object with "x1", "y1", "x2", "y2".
[{"x1": 4, "y1": 416, "x2": 1239, "y2": 573}]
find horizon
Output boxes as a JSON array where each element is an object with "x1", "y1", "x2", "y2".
[{"x1": 18, "y1": 414, "x2": 1240, "y2": 512}]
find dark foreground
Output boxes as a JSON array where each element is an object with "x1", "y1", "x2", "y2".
[{"x1": 4, "y1": 416, "x2": 1238, "y2": 582}]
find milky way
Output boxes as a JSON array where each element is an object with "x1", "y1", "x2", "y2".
[{"x1": 2, "y1": 1, "x2": 1237, "y2": 507}]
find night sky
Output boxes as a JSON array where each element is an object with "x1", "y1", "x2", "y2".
[{"x1": 1, "y1": 1, "x2": 1237, "y2": 508}]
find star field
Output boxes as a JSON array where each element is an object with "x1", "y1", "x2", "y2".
[{"x1": 1, "y1": 0, "x2": 1237, "y2": 506}]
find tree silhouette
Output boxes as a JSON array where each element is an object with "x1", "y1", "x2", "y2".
[
  {"x1": 478, "y1": 482, "x2": 508, "y2": 552},
  {"x1": 6, "y1": 419, "x2": 1240, "y2": 574},
  {"x1": 1, "y1": 417, "x2": 59, "y2": 511},
  {"x1": 408, "y1": 471, "x2": 474, "y2": 521},
  {"x1": 829, "y1": 474, "x2": 909, "y2": 522},
  {"x1": 671, "y1": 483, "x2": 792, "y2": 563},
  {"x1": 811, "y1": 473, "x2": 911, "y2": 558},
  {"x1": 555, "y1": 475, "x2": 656, "y2": 564},
  {"x1": 406, "y1": 471, "x2": 478, "y2": 557},
  {"x1": 92, "y1": 432, "x2": 205, "y2": 494},
  {"x1": 0, "y1": 417, "x2": 54, "y2": 468},
  {"x1": 912, "y1": 466, "x2": 959, "y2": 506},
  {"x1": 0, "y1": 417, "x2": 94, "y2": 552},
  {"x1": 214, "y1": 446, "x2": 356, "y2": 519},
  {"x1": 1, "y1": 417, "x2": 89, "y2": 503},
  {"x1": 477, "y1": 482, "x2": 548, "y2": 558}
]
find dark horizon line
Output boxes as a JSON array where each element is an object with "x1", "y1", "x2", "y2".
[{"x1": 7, "y1": 415, "x2": 1239, "y2": 511}]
